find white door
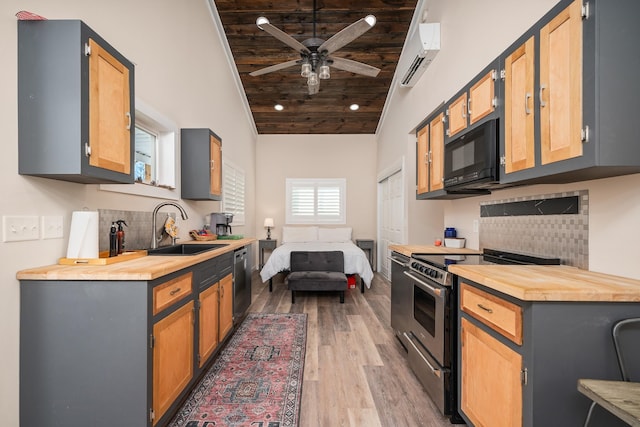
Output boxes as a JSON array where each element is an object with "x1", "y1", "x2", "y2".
[{"x1": 378, "y1": 168, "x2": 405, "y2": 280}]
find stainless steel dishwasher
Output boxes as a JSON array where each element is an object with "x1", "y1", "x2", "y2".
[{"x1": 233, "y1": 248, "x2": 251, "y2": 323}]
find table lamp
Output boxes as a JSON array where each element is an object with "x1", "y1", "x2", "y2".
[{"x1": 264, "y1": 218, "x2": 274, "y2": 240}]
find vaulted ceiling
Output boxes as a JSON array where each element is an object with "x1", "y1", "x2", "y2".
[{"x1": 213, "y1": 0, "x2": 418, "y2": 134}]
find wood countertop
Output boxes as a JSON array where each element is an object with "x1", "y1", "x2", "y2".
[
  {"x1": 16, "y1": 238, "x2": 256, "y2": 281},
  {"x1": 389, "y1": 244, "x2": 481, "y2": 257},
  {"x1": 449, "y1": 264, "x2": 640, "y2": 302}
]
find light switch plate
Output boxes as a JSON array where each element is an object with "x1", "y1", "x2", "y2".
[
  {"x1": 42, "y1": 215, "x2": 64, "y2": 239},
  {"x1": 3, "y1": 215, "x2": 40, "y2": 242}
]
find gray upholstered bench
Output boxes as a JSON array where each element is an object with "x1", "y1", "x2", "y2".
[{"x1": 286, "y1": 251, "x2": 348, "y2": 303}]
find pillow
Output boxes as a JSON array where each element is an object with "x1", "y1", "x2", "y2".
[
  {"x1": 282, "y1": 226, "x2": 318, "y2": 243},
  {"x1": 318, "y1": 227, "x2": 352, "y2": 242}
]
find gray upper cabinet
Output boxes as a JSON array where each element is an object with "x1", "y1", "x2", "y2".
[
  {"x1": 181, "y1": 128, "x2": 222, "y2": 201},
  {"x1": 499, "y1": 0, "x2": 640, "y2": 185},
  {"x1": 18, "y1": 20, "x2": 135, "y2": 184}
]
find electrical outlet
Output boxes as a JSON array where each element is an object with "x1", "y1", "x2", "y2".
[
  {"x1": 42, "y1": 215, "x2": 64, "y2": 239},
  {"x1": 3, "y1": 215, "x2": 40, "y2": 242},
  {"x1": 473, "y1": 219, "x2": 479, "y2": 233}
]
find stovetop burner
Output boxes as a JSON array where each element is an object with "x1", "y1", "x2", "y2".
[{"x1": 411, "y1": 248, "x2": 561, "y2": 272}]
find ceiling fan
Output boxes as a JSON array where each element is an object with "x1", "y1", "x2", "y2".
[{"x1": 249, "y1": 1, "x2": 380, "y2": 95}]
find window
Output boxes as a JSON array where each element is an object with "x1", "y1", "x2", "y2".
[
  {"x1": 286, "y1": 178, "x2": 346, "y2": 224},
  {"x1": 99, "y1": 98, "x2": 178, "y2": 200},
  {"x1": 222, "y1": 160, "x2": 245, "y2": 225},
  {"x1": 134, "y1": 125, "x2": 157, "y2": 184}
]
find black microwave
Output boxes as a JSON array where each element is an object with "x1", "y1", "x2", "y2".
[{"x1": 443, "y1": 119, "x2": 499, "y2": 191}]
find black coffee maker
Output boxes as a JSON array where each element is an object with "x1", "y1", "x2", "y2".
[{"x1": 211, "y1": 212, "x2": 233, "y2": 236}]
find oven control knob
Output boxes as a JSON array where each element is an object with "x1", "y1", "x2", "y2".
[{"x1": 430, "y1": 270, "x2": 438, "y2": 278}]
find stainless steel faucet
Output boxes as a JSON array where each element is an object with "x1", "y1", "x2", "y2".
[{"x1": 151, "y1": 201, "x2": 188, "y2": 249}]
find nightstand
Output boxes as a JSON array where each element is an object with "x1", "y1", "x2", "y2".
[
  {"x1": 355, "y1": 239, "x2": 375, "y2": 271},
  {"x1": 259, "y1": 239, "x2": 277, "y2": 269}
]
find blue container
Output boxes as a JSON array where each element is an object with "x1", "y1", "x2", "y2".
[{"x1": 444, "y1": 227, "x2": 457, "y2": 238}]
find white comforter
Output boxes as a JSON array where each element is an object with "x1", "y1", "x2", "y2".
[{"x1": 259, "y1": 242, "x2": 374, "y2": 288}]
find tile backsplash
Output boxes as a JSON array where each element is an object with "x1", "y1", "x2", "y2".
[
  {"x1": 479, "y1": 190, "x2": 588, "y2": 269},
  {"x1": 98, "y1": 209, "x2": 174, "y2": 252}
]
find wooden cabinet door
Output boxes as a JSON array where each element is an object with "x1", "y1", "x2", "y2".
[
  {"x1": 199, "y1": 283, "x2": 219, "y2": 367},
  {"x1": 504, "y1": 37, "x2": 536, "y2": 174},
  {"x1": 469, "y1": 70, "x2": 496, "y2": 125},
  {"x1": 209, "y1": 134, "x2": 222, "y2": 197},
  {"x1": 461, "y1": 317, "x2": 522, "y2": 427},
  {"x1": 153, "y1": 301, "x2": 194, "y2": 425},
  {"x1": 429, "y1": 113, "x2": 445, "y2": 192},
  {"x1": 416, "y1": 125, "x2": 429, "y2": 195},
  {"x1": 539, "y1": 0, "x2": 583, "y2": 165},
  {"x1": 448, "y1": 93, "x2": 468, "y2": 138},
  {"x1": 218, "y1": 273, "x2": 234, "y2": 340},
  {"x1": 88, "y1": 38, "x2": 131, "y2": 174}
]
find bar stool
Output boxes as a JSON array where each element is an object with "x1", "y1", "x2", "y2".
[{"x1": 583, "y1": 317, "x2": 640, "y2": 426}]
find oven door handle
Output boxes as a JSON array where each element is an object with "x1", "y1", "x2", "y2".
[
  {"x1": 388, "y1": 256, "x2": 409, "y2": 267},
  {"x1": 403, "y1": 271, "x2": 442, "y2": 297},
  {"x1": 404, "y1": 332, "x2": 442, "y2": 378}
]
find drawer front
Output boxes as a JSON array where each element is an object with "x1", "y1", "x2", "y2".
[
  {"x1": 460, "y1": 282, "x2": 523, "y2": 345},
  {"x1": 153, "y1": 272, "x2": 193, "y2": 315}
]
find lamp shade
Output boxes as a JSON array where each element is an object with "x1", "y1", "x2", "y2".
[{"x1": 263, "y1": 218, "x2": 274, "y2": 228}]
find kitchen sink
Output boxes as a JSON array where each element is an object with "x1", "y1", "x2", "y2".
[{"x1": 147, "y1": 243, "x2": 227, "y2": 256}]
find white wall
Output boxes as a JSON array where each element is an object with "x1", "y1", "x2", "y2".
[
  {"x1": 1, "y1": 0, "x2": 256, "y2": 424},
  {"x1": 255, "y1": 134, "x2": 377, "y2": 241},
  {"x1": 377, "y1": 0, "x2": 640, "y2": 280}
]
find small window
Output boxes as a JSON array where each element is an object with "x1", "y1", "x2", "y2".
[
  {"x1": 222, "y1": 160, "x2": 245, "y2": 225},
  {"x1": 134, "y1": 125, "x2": 157, "y2": 185},
  {"x1": 99, "y1": 99, "x2": 178, "y2": 200},
  {"x1": 286, "y1": 178, "x2": 346, "y2": 224}
]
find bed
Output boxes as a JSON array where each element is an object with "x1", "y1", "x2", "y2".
[{"x1": 259, "y1": 226, "x2": 374, "y2": 289}]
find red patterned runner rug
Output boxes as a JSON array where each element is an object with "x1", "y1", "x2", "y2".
[{"x1": 169, "y1": 313, "x2": 307, "y2": 427}]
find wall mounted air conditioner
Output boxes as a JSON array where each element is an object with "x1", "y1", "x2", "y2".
[{"x1": 398, "y1": 23, "x2": 440, "y2": 87}]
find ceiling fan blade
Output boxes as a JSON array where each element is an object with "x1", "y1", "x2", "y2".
[
  {"x1": 249, "y1": 59, "x2": 301, "y2": 77},
  {"x1": 318, "y1": 15, "x2": 376, "y2": 55},
  {"x1": 329, "y1": 57, "x2": 380, "y2": 78},
  {"x1": 256, "y1": 17, "x2": 310, "y2": 55}
]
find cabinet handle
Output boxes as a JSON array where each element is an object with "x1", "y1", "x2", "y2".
[
  {"x1": 210, "y1": 160, "x2": 215, "y2": 171},
  {"x1": 539, "y1": 84, "x2": 547, "y2": 108},
  {"x1": 462, "y1": 100, "x2": 467, "y2": 119},
  {"x1": 424, "y1": 152, "x2": 429, "y2": 165},
  {"x1": 525, "y1": 93, "x2": 532, "y2": 115},
  {"x1": 477, "y1": 303, "x2": 493, "y2": 313},
  {"x1": 427, "y1": 151, "x2": 432, "y2": 164},
  {"x1": 467, "y1": 98, "x2": 472, "y2": 117},
  {"x1": 125, "y1": 112, "x2": 131, "y2": 130},
  {"x1": 169, "y1": 287, "x2": 181, "y2": 296}
]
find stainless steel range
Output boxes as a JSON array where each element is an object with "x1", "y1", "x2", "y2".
[{"x1": 396, "y1": 249, "x2": 560, "y2": 424}]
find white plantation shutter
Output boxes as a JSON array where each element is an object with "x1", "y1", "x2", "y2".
[
  {"x1": 222, "y1": 160, "x2": 245, "y2": 225},
  {"x1": 286, "y1": 178, "x2": 346, "y2": 224}
]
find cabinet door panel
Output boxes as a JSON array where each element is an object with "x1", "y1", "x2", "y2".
[
  {"x1": 469, "y1": 70, "x2": 496, "y2": 125},
  {"x1": 429, "y1": 113, "x2": 445, "y2": 192},
  {"x1": 210, "y1": 134, "x2": 222, "y2": 197},
  {"x1": 416, "y1": 126, "x2": 429, "y2": 195},
  {"x1": 153, "y1": 301, "x2": 194, "y2": 425},
  {"x1": 199, "y1": 283, "x2": 220, "y2": 367},
  {"x1": 219, "y1": 273, "x2": 234, "y2": 339},
  {"x1": 539, "y1": 0, "x2": 582, "y2": 165},
  {"x1": 448, "y1": 93, "x2": 468, "y2": 138},
  {"x1": 88, "y1": 38, "x2": 131, "y2": 174},
  {"x1": 504, "y1": 37, "x2": 536, "y2": 174},
  {"x1": 461, "y1": 318, "x2": 522, "y2": 427}
]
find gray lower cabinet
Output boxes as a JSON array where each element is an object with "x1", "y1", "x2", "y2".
[
  {"x1": 457, "y1": 280, "x2": 639, "y2": 427},
  {"x1": 20, "y1": 252, "x2": 235, "y2": 427},
  {"x1": 18, "y1": 19, "x2": 135, "y2": 184}
]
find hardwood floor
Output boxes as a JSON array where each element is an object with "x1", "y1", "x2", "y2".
[{"x1": 247, "y1": 271, "x2": 452, "y2": 427}]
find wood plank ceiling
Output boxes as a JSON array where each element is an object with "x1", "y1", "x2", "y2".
[{"x1": 214, "y1": 0, "x2": 418, "y2": 134}]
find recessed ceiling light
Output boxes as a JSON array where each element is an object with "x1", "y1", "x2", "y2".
[
  {"x1": 349, "y1": 104, "x2": 360, "y2": 111},
  {"x1": 274, "y1": 104, "x2": 284, "y2": 111}
]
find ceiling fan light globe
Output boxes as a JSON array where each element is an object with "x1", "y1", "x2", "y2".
[
  {"x1": 365, "y1": 15, "x2": 377, "y2": 27},
  {"x1": 301, "y1": 62, "x2": 311, "y2": 77},
  {"x1": 307, "y1": 72, "x2": 319, "y2": 86},
  {"x1": 319, "y1": 65, "x2": 330, "y2": 79},
  {"x1": 256, "y1": 16, "x2": 270, "y2": 29}
]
